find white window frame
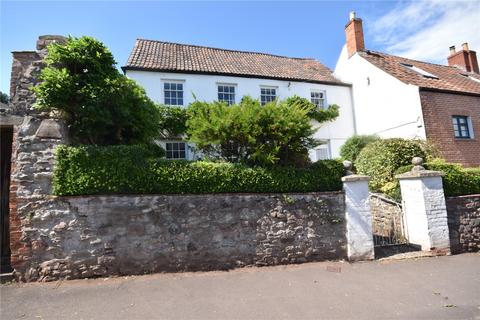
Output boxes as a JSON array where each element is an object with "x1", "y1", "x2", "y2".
[
  {"x1": 162, "y1": 79, "x2": 185, "y2": 106},
  {"x1": 260, "y1": 86, "x2": 278, "y2": 105},
  {"x1": 217, "y1": 83, "x2": 237, "y2": 105},
  {"x1": 314, "y1": 142, "x2": 331, "y2": 160},
  {"x1": 310, "y1": 90, "x2": 327, "y2": 109},
  {"x1": 165, "y1": 141, "x2": 188, "y2": 160}
]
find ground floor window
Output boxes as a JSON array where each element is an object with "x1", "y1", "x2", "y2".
[
  {"x1": 314, "y1": 143, "x2": 330, "y2": 160},
  {"x1": 166, "y1": 142, "x2": 186, "y2": 159}
]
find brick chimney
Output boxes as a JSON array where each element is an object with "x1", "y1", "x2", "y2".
[
  {"x1": 447, "y1": 42, "x2": 479, "y2": 73},
  {"x1": 345, "y1": 11, "x2": 365, "y2": 58}
]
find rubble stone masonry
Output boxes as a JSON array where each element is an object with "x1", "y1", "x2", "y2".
[{"x1": 446, "y1": 194, "x2": 480, "y2": 253}]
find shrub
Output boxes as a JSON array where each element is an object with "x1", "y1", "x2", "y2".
[
  {"x1": 33, "y1": 36, "x2": 162, "y2": 145},
  {"x1": 355, "y1": 138, "x2": 426, "y2": 191},
  {"x1": 384, "y1": 159, "x2": 480, "y2": 200},
  {"x1": 339, "y1": 135, "x2": 380, "y2": 164},
  {"x1": 186, "y1": 96, "x2": 338, "y2": 167},
  {"x1": 157, "y1": 104, "x2": 188, "y2": 138},
  {"x1": 53, "y1": 145, "x2": 344, "y2": 196}
]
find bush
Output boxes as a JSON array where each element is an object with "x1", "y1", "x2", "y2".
[
  {"x1": 33, "y1": 36, "x2": 162, "y2": 145},
  {"x1": 339, "y1": 135, "x2": 380, "y2": 164},
  {"x1": 186, "y1": 96, "x2": 338, "y2": 167},
  {"x1": 355, "y1": 138, "x2": 426, "y2": 191},
  {"x1": 384, "y1": 159, "x2": 480, "y2": 200},
  {"x1": 53, "y1": 145, "x2": 344, "y2": 196}
]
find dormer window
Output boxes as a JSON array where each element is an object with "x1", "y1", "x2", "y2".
[{"x1": 400, "y1": 63, "x2": 439, "y2": 79}]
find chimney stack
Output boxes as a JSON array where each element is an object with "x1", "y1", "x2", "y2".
[
  {"x1": 345, "y1": 11, "x2": 365, "y2": 58},
  {"x1": 447, "y1": 42, "x2": 479, "y2": 74}
]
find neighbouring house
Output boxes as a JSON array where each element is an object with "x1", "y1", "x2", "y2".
[
  {"x1": 335, "y1": 12, "x2": 480, "y2": 167},
  {"x1": 122, "y1": 40, "x2": 356, "y2": 161}
]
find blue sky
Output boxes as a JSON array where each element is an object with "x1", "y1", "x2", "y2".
[{"x1": 1, "y1": 1, "x2": 479, "y2": 94}]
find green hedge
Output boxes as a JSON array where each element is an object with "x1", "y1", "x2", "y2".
[
  {"x1": 53, "y1": 145, "x2": 344, "y2": 196},
  {"x1": 356, "y1": 138, "x2": 427, "y2": 191},
  {"x1": 386, "y1": 159, "x2": 480, "y2": 200}
]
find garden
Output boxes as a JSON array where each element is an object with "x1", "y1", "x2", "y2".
[{"x1": 34, "y1": 36, "x2": 480, "y2": 197}]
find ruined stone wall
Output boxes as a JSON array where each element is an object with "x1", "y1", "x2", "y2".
[
  {"x1": 446, "y1": 194, "x2": 480, "y2": 253},
  {"x1": 15, "y1": 192, "x2": 346, "y2": 282}
]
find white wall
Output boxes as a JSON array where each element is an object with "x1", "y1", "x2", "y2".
[
  {"x1": 334, "y1": 46, "x2": 426, "y2": 139},
  {"x1": 126, "y1": 70, "x2": 356, "y2": 159}
]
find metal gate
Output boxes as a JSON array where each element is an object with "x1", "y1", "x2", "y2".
[{"x1": 370, "y1": 194, "x2": 409, "y2": 247}]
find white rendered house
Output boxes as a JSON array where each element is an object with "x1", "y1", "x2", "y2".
[
  {"x1": 334, "y1": 12, "x2": 480, "y2": 167},
  {"x1": 123, "y1": 39, "x2": 356, "y2": 161}
]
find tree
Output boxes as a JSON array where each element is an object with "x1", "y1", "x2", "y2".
[
  {"x1": 186, "y1": 96, "x2": 339, "y2": 167},
  {"x1": 0, "y1": 91, "x2": 9, "y2": 104},
  {"x1": 33, "y1": 36, "x2": 162, "y2": 145}
]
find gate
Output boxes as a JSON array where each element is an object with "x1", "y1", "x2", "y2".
[{"x1": 370, "y1": 193, "x2": 408, "y2": 247}]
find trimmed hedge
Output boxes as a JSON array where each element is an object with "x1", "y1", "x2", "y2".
[
  {"x1": 386, "y1": 159, "x2": 480, "y2": 200},
  {"x1": 53, "y1": 145, "x2": 344, "y2": 196}
]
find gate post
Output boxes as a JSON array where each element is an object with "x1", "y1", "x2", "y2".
[
  {"x1": 342, "y1": 162, "x2": 374, "y2": 261},
  {"x1": 395, "y1": 157, "x2": 450, "y2": 253}
]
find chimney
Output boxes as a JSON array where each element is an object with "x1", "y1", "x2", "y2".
[
  {"x1": 447, "y1": 42, "x2": 479, "y2": 74},
  {"x1": 345, "y1": 11, "x2": 365, "y2": 58}
]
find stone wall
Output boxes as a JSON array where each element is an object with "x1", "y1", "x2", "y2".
[
  {"x1": 446, "y1": 194, "x2": 480, "y2": 253},
  {"x1": 369, "y1": 194, "x2": 404, "y2": 241},
  {"x1": 15, "y1": 192, "x2": 346, "y2": 282}
]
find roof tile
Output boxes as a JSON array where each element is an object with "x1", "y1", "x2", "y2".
[
  {"x1": 359, "y1": 50, "x2": 480, "y2": 95},
  {"x1": 124, "y1": 39, "x2": 345, "y2": 85}
]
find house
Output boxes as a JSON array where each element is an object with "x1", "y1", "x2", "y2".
[
  {"x1": 122, "y1": 40, "x2": 356, "y2": 161},
  {"x1": 335, "y1": 12, "x2": 480, "y2": 167}
]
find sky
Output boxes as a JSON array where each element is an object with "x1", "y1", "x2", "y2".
[{"x1": 1, "y1": 0, "x2": 479, "y2": 94}]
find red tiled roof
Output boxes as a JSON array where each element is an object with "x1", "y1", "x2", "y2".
[
  {"x1": 358, "y1": 50, "x2": 480, "y2": 95},
  {"x1": 123, "y1": 39, "x2": 347, "y2": 85}
]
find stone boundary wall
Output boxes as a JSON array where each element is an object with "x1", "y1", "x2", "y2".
[
  {"x1": 16, "y1": 192, "x2": 346, "y2": 282},
  {"x1": 446, "y1": 194, "x2": 480, "y2": 253}
]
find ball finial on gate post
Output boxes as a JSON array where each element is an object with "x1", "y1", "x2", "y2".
[
  {"x1": 343, "y1": 160, "x2": 354, "y2": 176},
  {"x1": 411, "y1": 157, "x2": 425, "y2": 172}
]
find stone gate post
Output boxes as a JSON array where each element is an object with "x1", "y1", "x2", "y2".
[
  {"x1": 395, "y1": 157, "x2": 450, "y2": 253},
  {"x1": 342, "y1": 161, "x2": 374, "y2": 261}
]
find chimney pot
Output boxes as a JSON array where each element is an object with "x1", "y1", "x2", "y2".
[
  {"x1": 349, "y1": 11, "x2": 356, "y2": 21},
  {"x1": 462, "y1": 42, "x2": 469, "y2": 51},
  {"x1": 449, "y1": 46, "x2": 456, "y2": 55}
]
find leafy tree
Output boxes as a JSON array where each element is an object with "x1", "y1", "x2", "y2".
[
  {"x1": 157, "y1": 104, "x2": 188, "y2": 138},
  {"x1": 0, "y1": 91, "x2": 9, "y2": 104},
  {"x1": 33, "y1": 36, "x2": 162, "y2": 145},
  {"x1": 186, "y1": 96, "x2": 338, "y2": 167}
]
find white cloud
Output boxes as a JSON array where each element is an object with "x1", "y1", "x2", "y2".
[{"x1": 368, "y1": 0, "x2": 480, "y2": 64}]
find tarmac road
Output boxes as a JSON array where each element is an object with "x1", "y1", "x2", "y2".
[{"x1": 1, "y1": 253, "x2": 479, "y2": 320}]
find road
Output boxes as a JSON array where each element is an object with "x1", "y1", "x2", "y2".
[{"x1": 1, "y1": 253, "x2": 479, "y2": 320}]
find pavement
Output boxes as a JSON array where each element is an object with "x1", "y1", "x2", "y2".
[{"x1": 1, "y1": 253, "x2": 479, "y2": 320}]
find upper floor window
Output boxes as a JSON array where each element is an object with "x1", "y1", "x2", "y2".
[
  {"x1": 166, "y1": 142, "x2": 186, "y2": 159},
  {"x1": 311, "y1": 91, "x2": 326, "y2": 109},
  {"x1": 452, "y1": 115, "x2": 473, "y2": 139},
  {"x1": 164, "y1": 82, "x2": 184, "y2": 106},
  {"x1": 260, "y1": 87, "x2": 277, "y2": 105},
  {"x1": 218, "y1": 84, "x2": 236, "y2": 105}
]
